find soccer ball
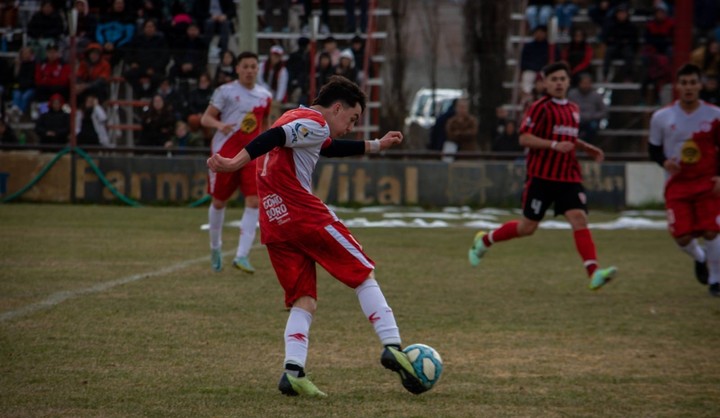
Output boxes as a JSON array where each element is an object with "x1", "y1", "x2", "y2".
[{"x1": 403, "y1": 343, "x2": 443, "y2": 390}]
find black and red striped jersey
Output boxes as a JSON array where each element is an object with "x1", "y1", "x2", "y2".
[{"x1": 520, "y1": 95, "x2": 583, "y2": 183}]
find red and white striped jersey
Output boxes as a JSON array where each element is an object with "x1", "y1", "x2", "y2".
[{"x1": 209, "y1": 81, "x2": 272, "y2": 154}]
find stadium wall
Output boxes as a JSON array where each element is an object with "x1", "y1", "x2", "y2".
[{"x1": 0, "y1": 152, "x2": 662, "y2": 208}]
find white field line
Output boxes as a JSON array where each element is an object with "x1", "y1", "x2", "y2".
[{"x1": 0, "y1": 250, "x2": 240, "y2": 323}]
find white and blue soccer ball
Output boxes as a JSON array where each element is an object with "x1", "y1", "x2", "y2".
[{"x1": 403, "y1": 343, "x2": 443, "y2": 390}]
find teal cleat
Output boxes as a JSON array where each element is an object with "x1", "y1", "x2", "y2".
[
  {"x1": 468, "y1": 231, "x2": 489, "y2": 267},
  {"x1": 381, "y1": 346, "x2": 427, "y2": 395},
  {"x1": 211, "y1": 248, "x2": 222, "y2": 272},
  {"x1": 589, "y1": 266, "x2": 618, "y2": 290},
  {"x1": 278, "y1": 373, "x2": 327, "y2": 397},
  {"x1": 232, "y1": 256, "x2": 255, "y2": 274}
]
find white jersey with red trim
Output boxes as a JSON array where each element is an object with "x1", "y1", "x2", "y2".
[
  {"x1": 209, "y1": 81, "x2": 272, "y2": 154},
  {"x1": 256, "y1": 106, "x2": 339, "y2": 244},
  {"x1": 649, "y1": 100, "x2": 720, "y2": 182}
]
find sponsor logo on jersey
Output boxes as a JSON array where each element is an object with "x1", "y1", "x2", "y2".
[
  {"x1": 701, "y1": 120, "x2": 712, "y2": 132},
  {"x1": 552, "y1": 125, "x2": 579, "y2": 137},
  {"x1": 524, "y1": 117, "x2": 534, "y2": 128},
  {"x1": 263, "y1": 193, "x2": 290, "y2": 223},
  {"x1": 681, "y1": 138, "x2": 701, "y2": 164},
  {"x1": 572, "y1": 112, "x2": 580, "y2": 124},
  {"x1": 240, "y1": 112, "x2": 258, "y2": 134}
]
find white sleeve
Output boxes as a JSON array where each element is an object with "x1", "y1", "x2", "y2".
[
  {"x1": 276, "y1": 68, "x2": 289, "y2": 101},
  {"x1": 648, "y1": 111, "x2": 663, "y2": 147},
  {"x1": 280, "y1": 118, "x2": 330, "y2": 148},
  {"x1": 209, "y1": 86, "x2": 226, "y2": 112}
]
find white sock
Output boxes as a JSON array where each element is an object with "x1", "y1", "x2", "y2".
[
  {"x1": 284, "y1": 307, "x2": 313, "y2": 368},
  {"x1": 355, "y1": 278, "x2": 401, "y2": 347},
  {"x1": 236, "y1": 207, "x2": 259, "y2": 258},
  {"x1": 208, "y1": 206, "x2": 225, "y2": 250},
  {"x1": 679, "y1": 239, "x2": 706, "y2": 263},
  {"x1": 705, "y1": 237, "x2": 720, "y2": 285}
]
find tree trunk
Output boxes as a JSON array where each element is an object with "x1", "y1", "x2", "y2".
[{"x1": 381, "y1": 0, "x2": 409, "y2": 134}]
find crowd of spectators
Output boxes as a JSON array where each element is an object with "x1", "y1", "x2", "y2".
[{"x1": 0, "y1": 0, "x2": 370, "y2": 147}]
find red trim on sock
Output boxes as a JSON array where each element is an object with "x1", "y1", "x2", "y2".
[
  {"x1": 485, "y1": 221, "x2": 520, "y2": 247},
  {"x1": 573, "y1": 228, "x2": 598, "y2": 277}
]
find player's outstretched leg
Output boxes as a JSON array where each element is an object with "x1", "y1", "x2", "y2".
[
  {"x1": 278, "y1": 372, "x2": 327, "y2": 397},
  {"x1": 232, "y1": 256, "x2": 255, "y2": 273},
  {"x1": 469, "y1": 221, "x2": 522, "y2": 267},
  {"x1": 380, "y1": 345, "x2": 427, "y2": 395},
  {"x1": 468, "y1": 231, "x2": 489, "y2": 267},
  {"x1": 589, "y1": 266, "x2": 618, "y2": 290},
  {"x1": 678, "y1": 239, "x2": 708, "y2": 285},
  {"x1": 233, "y1": 207, "x2": 258, "y2": 274}
]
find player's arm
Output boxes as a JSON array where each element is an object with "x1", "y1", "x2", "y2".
[
  {"x1": 320, "y1": 131, "x2": 404, "y2": 157},
  {"x1": 201, "y1": 104, "x2": 235, "y2": 136},
  {"x1": 648, "y1": 111, "x2": 680, "y2": 175},
  {"x1": 207, "y1": 126, "x2": 286, "y2": 172},
  {"x1": 576, "y1": 139, "x2": 604, "y2": 162},
  {"x1": 519, "y1": 132, "x2": 575, "y2": 153}
]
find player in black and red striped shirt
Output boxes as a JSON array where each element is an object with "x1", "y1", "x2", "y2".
[{"x1": 468, "y1": 62, "x2": 618, "y2": 290}]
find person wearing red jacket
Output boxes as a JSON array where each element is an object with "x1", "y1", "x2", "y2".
[
  {"x1": 34, "y1": 43, "x2": 70, "y2": 102},
  {"x1": 78, "y1": 43, "x2": 111, "y2": 102}
]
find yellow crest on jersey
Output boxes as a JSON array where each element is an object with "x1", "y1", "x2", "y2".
[
  {"x1": 240, "y1": 112, "x2": 258, "y2": 134},
  {"x1": 680, "y1": 139, "x2": 701, "y2": 164}
]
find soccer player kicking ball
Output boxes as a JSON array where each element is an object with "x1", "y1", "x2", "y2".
[
  {"x1": 207, "y1": 76, "x2": 424, "y2": 396},
  {"x1": 648, "y1": 63, "x2": 720, "y2": 297},
  {"x1": 202, "y1": 51, "x2": 272, "y2": 274},
  {"x1": 468, "y1": 62, "x2": 617, "y2": 290}
]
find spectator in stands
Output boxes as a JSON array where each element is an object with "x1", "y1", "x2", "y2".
[
  {"x1": 27, "y1": 0, "x2": 65, "y2": 59},
  {"x1": 568, "y1": 73, "x2": 607, "y2": 144},
  {"x1": 77, "y1": 42, "x2": 111, "y2": 103},
  {"x1": 286, "y1": 36, "x2": 311, "y2": 105},
  {"x1": 334, "y1": 48, "x2": 358, "y2": 85},
  {"x1": 138, "y1": 94, "x2": 174, "y2": 147},
  {"x1": 123, "y1": 18, "x2": 169, "y2": 98},
  {"x1": 0, "y1": 1, "x2": 19, "y2": 29},
  {"x1": 319, "y1": 35, "x2": 341, "y2": 66},
  {"x1": 169, "y1": 22, "x2": 207, "y2": 82},
  {"x1": 345, "y1": 0, "x2": 368, "y2": 34},
  {"x1": 690, "y1": 39, "x2": 720, "y2": 78},
  {"x1": 641, "y1": 45, "x2": 672, "y2": 105},
  {"x1": 165, "y1": 120, "x2": 204, "y2": 154},
  {"x1": 258, "y1": 45, "x2": 289, "y2": 104},
  {"x1": 76, "y1": 94, "x2": 111, "y2": 146},
  {"x1": 588, "y1": 0, "x2": 623, "y2": 31},
  {"x1": 520, "y1": 25, "x2": 549, "y2": 103},
  {"x1": 35, "y1": 93, "x2": 70, "y2": 144},
  {"x1": 445, "y1": 98, "x2": 479, "y2": 152},
  {"x1": 701, "y1": 75, "x2": 720, "y2": 105},
  {"x1": 0, "y1": 119, "x2": 18, "y2": 144},
  {"x1": 315, "y1": 51, "x2": 334, "y2": 90},
  {"x1": 559, "y1": 27, "x2": 594, "y2": 85},
  {"x1": 555, "y1": 0, "x2": 579, "y2": 40},
  {"x1": 601, "y1": 4, "x2": 638, "y2": 82},
  {"x1": 192, "y1": 0, "x2": 235, "y2": 53},
  {"x1": 349, "y1": 35, "x2": 366, "y2": 82},
  {"x1": 34, "y1": 43, "x2": 70, "y2": 102},
  {"x1": 644, "y1": 3, "x2": 674, "y2": 56},
  {"x1": 302, "y1": 0, "x2": 329, "y2": 35},
  {"x1": 186, "y1": 73, "x2": 214, "y2": 119},
  {"x1": 157, "y1": 77, "x2": 186, "y2": 119},
  {"x1": 525, "y1": 0, "x2": 554, "y2": 32},
  {"x1": 492, "y1": 120, "x2": 522, "y2": 153},
  {"x1": 214, "y1": 50, "x2": 236, "y2": 85},
  {"x1": 494, "y1": 106, "x2": 509, "y2": 138},
  {"x1": 522, "y1": 73, "x2": 547, "y2": 113},
  {"x1": 74, "y1": 0, "x2": 98, "y2": 46},
  {"x1": 429, "y1": 99, "x2": 456, "y2": 151},
  {"x1": 135, "y1": 0, "x2": 164, "y2": 28},
  {"x1": 695, "y1": 0, "x2": 719, "y2": 34},
  {"x1": 11, "y1": 47, "x2": 36, "y2": 116},
  {"x1": 263, "y1": 0, "x2": 290, "y2": 33},
  {"x1": 96, "y1": 0, "x2": 136, "y2": 68}
]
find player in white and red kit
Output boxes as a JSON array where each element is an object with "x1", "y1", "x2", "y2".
[
  {"x1": 201, "y1": 51, "x2": 272, "y2": 274},
  {"x1": 648, "y1": 63, "x2": 720, "y2": 297},
  {"x1": 207, "y1": 76, "x2": 426, "y2": 396}
]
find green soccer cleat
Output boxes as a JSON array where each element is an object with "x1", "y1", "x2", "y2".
[
  {"x1": 380, "y1": 346, "x2": 427, "y2": 395},
  {"x1": 211, "y1": 248, "x2": 222, "y2": 272},
  {"x1": 232, "y1": 256, "x2": 255, "y2": 274},
  {"x1": 278, "y1": 373, "x2": 327, "y2": 397},
  {"x1": 589, "y1": 266, "x2": 618, "y2": 290},
  {"x1": 468, "y1": 231, "x2": 489, "y2": 267}
]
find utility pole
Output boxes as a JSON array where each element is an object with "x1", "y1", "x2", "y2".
[{"x1": 238, "y1": 0, "x2": 257, "y2": 53}]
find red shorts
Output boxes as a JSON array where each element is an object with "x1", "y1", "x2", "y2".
[
  {"x1": 207, "y1": 136, "x2": 257, "y2": 201},
  {"x1": 265, "y1": 221, "x2": 375, "y2": 307},
  {"x1": 665, "y1": 178, "x2": 720, "y2": 238}
]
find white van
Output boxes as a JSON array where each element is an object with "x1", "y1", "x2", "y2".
[{"x1": 403, "y1": 88, "x2": 464, "y2": 149}]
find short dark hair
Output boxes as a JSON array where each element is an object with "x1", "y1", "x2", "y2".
[
  {"x1": 676, "y1": 63, "x2": 702, "y2": 80},
  {"x1": 542, "y1": 62, "x2": 571, "y2": 78},
  {"x1": 312, "y1": 75, "x2": 366, "y2": 112},
  {"x1": 236, "y1": 51, "x2": 259, "y2": 63}
]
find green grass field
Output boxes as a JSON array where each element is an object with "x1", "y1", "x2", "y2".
[{"x1": 1, "y1": 204, "x2": 719, "y2": 418}]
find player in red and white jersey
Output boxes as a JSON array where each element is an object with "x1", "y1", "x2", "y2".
[
  {"x1": 648, "y1": 63, "x2": 720, "y2": 297},
  {"x1": 201, "y1": 51, "x2": 272, "y2": 274},
  {"x1": 208, "y1": 76, "x2": 427, "y2": 396},
  {"x1": 468, "y1": 62, "x2": 618, "y2": 290}
]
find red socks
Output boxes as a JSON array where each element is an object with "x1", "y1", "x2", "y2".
[
  {"x1": 483, "y1": 221, "x2": 520, "y2": 247},
  {"x1": 573, "y1": 228, "x2": 598, "y2": 277}
]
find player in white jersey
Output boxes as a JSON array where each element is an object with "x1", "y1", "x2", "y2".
[
  {"x1": 648, "y1": 63, "x2": 720, "y2": 296},
  {"x1": 201, "y1": 51, "x2": 272, "y2": 273},
  {"x1": 208, "y1": 76, "x2": 427, "y2": 396}
]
